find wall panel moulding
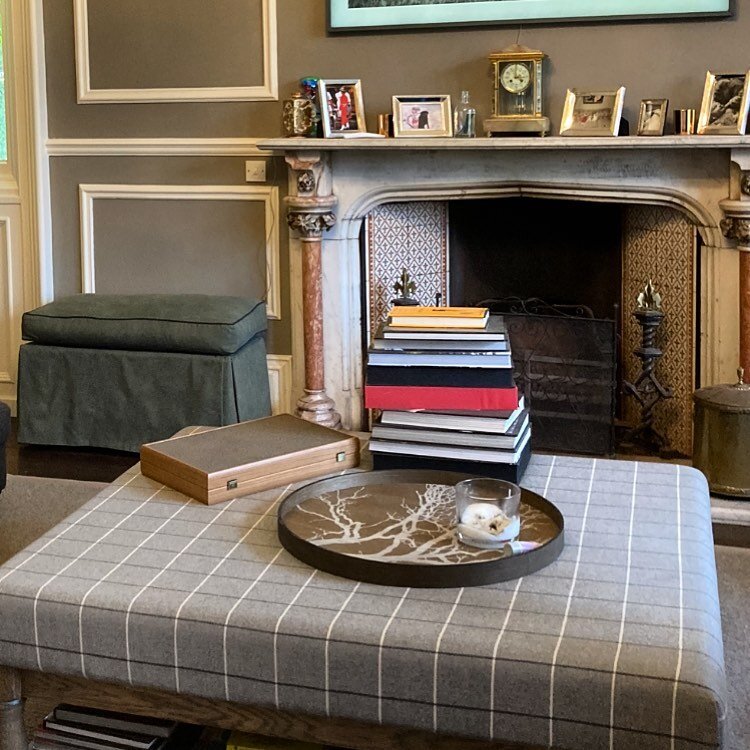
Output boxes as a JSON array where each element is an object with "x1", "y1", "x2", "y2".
[
  {"x1": 46, "y1": 139, "x2": 266, "y2": 158},
  {"x1": 78, "y1": 184, "x2": 281, "y2": 319},
  {"x1": 73, "y1": 0, "x2": 278, "y2": 103}
]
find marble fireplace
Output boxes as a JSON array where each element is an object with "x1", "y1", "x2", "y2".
[{"x1": 259, "y1": 136, "x2": 750, "y2": 435}]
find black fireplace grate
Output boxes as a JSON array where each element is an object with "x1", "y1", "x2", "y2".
[{"x1": 482, "y1": 299, "x2": 617, "y2": 456}]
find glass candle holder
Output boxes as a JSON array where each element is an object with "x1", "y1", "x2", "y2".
[{"x1": 455, "y1": 478, "x2": 521, "y2": 549}]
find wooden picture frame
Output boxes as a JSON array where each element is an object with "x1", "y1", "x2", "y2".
[
  {"x1": 392, "y1": 95, "x2": 453, "y2": 137},
  {"x1": 697, "y1": 71, "x2": 750, "y2": 135},
  {"x1": 318, "y1": 79, "x2": 367, "y2": 138},
  {"x1": 328, "y1": 0, "x2": 732, "y2": 32},
  {"x1": 637, "y1": 98, "x2": 669, "y2": 136},
  {"x1": 560, "y1": 88, "x2": 626, "y2": 137}
]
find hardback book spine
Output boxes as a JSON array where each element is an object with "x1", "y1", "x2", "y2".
[
  {"x1": 365, "y1": 365, "x2": 515, "y2": 389},
  {"x1": 371, "y1": 445, "x2": 531, "y2": 483},
  {"x1": 365, "y1": 385, "x2": 519, "y2": 411}
]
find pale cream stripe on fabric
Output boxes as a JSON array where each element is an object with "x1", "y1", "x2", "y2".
[
  {"x1": 273, "y1": 569, "x2": 318, "y2": 709},
  {"x1": 223, "y1": 547, "x2": 285, "y2": 701},
  {"x1": 609, "y1": 462, "x2": 638, "y2": 750},
  {"x1": 433, "y1": 588, "x2": 465, "y2": 732},
  {"x1": 671, "y1": 464, "x2": 684, "y2": 750},
  {"x1": 489, "y1": 576, "x2": 523, "y2": 740},
  {"x1": 488, "y1": 453, "x2": 557, "y2": 739},
  {"x1": 33, "y1": 478, "x2": 166, "y2": 671},
  {"x1": 325, "y1": 581, "x2": 361, "y2": 717},
  {"x1": 172, "y1": 484, "x2": 292, "y2": 693},
  {"x1": 377, "y1": 587, "x2": 411, "y2": 724},
  {"x1": 548, "y1": 459, "x2": 597, "y2": 747},
  {"x1": 78, "y1": 494, "x2": 193, "y2": 678},
  {"x1": 124, "y1": 496, "x2": 242, "y2": 685},
  {"x1": 0, "y1": 472, "x2": 140, "y2": 587}
]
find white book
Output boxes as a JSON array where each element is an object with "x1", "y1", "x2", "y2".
[
  {"x1": 372, "y1": 413, "x2": 529, "y2": 449},
  {"x1": 380, "y1": 397, "x2": 526, "y2": 433},
  {"x1": 369, "y1": 426, "x2": 531, "y2": 464}
]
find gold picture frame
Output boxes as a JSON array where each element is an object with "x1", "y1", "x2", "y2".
[
  {"x1": 697, "y1": 71, "x2": 750, "y2": 135},
  {"x1": 560, "y1": 87, "x2": 626, "y2": 137},
  {"x1": 392, "y1": 95, "x2": 453, "y2": 137},
  {"x1": 319, "y1": 79, "x2": 367, "y2": 138},
  {"x1": 637, "y1": 98, "x2": 669, "y2": 136}
]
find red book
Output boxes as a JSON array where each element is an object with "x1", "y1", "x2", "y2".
[{"x1": 365, "y1": 385, "x2": 519, "y2": 411}]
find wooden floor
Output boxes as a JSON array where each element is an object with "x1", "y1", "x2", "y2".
[{"x1": 6, "y1": 418, "x2": 138, "y2": 483}]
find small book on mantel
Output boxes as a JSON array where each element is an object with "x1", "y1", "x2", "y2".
[
  {"x1": 388, "y1": 306, "x2": 489, "y2": 329},
  {"x1": 140, "y1": 415, "x2": 360, "y2": 505}
]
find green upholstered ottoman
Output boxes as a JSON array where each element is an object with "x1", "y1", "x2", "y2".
[{"x1": 17, "y1": 294, "x2": 272, "y2": 452}]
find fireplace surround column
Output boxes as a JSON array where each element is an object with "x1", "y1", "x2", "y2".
[
  {"x1": 285, "y1": 152, "x2": 341, "y2": 428},
  {"x1": 721, "y1": 183, "x2": 750, "y2": 375}
]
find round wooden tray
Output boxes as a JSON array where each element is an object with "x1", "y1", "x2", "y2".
[{"x1": 277, "y1": 470, "x2": 564, "y2": 588}]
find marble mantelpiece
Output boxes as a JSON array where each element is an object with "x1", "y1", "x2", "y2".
[{"x1": 260, "y1": 137, "x2": 750, "y2": 429}]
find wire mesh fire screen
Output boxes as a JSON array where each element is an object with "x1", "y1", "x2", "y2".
[{"x1": 483, "y1": 298, "x2": 618, "y2": 456}]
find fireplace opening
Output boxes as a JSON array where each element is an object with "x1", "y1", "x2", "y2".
[{"x1": 363, "y1": 198, "x2": 698, "y2": 457}]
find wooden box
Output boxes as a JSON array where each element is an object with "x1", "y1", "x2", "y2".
[{"x1": 140, "y1": 414, "x2": 360, "y2": 505}]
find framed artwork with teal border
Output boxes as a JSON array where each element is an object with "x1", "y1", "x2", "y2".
[{"x1": 328, "y1": 0, "x2": 731, "y2": 32}]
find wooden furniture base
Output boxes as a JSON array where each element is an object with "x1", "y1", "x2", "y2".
[{"x1": 0, "y1": 667, "x2": 540, "y2": 750}]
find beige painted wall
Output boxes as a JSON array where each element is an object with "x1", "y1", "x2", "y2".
[
  {"x1": 45, "y1": 0, "x2": 750, "y2": 138},
  {"x1": 42, "y1": 0, "x2": 750, "y2": 362}
]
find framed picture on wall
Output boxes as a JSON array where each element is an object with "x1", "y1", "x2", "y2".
[
  {"x1": 328, "y1": 0, "x2": 731, "y2": 32},
  {"x1": 560, "y1": 88, "x2": 626, "y2": 137},
  {"x1": 637, "y1": 98, "x2": 669, "y2": 136},
  {"x1": 697, "y1": 71, "x2": 750, "y2": 135},
  {"x1": 318, "y1": 79, "x2": 367, "y2": 137},
  {"x1": 392, "y1": 95, "x2": 453, "y2": 137}
]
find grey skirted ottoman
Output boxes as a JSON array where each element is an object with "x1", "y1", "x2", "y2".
[
  {"x1": 0, "y1": 401, "x2": 9, "y2": 492},
  {"x1": 17, "y1": 294, "x2": 271, "y2": 452}
]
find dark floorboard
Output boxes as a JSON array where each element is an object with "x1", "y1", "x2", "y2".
[{"x1": 7, "y1": 418, "x2": 139, "y2": 483}]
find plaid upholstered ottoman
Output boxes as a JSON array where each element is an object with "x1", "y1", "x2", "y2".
[{"x1": 0, "y1": 453, "x2": 726, "y2": 750}]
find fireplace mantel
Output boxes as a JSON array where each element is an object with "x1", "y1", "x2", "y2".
[{"x1": 259, "y1": 136, "x2": 750, "y2": 429}]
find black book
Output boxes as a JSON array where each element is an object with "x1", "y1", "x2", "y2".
[
  {"x1": 54, "y1": 705, "x2": 177, "y2": 739},
  {"x1": 42, "y1": 717, "x2": 161, "y2": 750},
  {"x1": 366, "y1": 365, "x2": 515, "y2": 389},
  {"x1": 35, "y1": 727, "x2": 164, "y2": 750},
  {"x1": 371, "y1": 440, "x2": 531, "y2": 483}
]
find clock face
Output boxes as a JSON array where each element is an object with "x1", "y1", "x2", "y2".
[{"x1": 500, "y1": 63, "x2": 532, "y2": 94}]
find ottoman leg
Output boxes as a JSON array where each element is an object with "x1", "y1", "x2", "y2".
[{"x1": 0, "y1": 668, "x2": 25, "y2": 750}]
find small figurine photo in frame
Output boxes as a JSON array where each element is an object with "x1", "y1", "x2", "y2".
[
  {"x1": 318, "y1": 79, "x2": 366, "y2": 137},
  {"x1": 637, "y1": 99, "x2": 669, "y2": 136},
  {"x1": 560, "y1": 88, "x2": 626, "y2": 137},
  {"x1": 392, "y1": 95, "x2": 453, "y2": 137},
  {"x1": 697, "y1": 71, "x2": 750, "y2": 135}
]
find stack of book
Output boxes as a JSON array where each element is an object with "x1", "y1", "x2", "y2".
[
  {"x1": 31, "y1": 704, "x2": 184, "y2": 750},
  {"x1": 365, "y1": 306, "x2": 530, "y2": 483}
]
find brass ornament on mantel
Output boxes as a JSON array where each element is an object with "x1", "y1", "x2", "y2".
[{"x1": 484, "y1": 44, "x2": 550, "y2": 137}]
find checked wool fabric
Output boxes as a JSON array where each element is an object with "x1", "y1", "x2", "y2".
[{"x1": 0, "y1": 454, "x2": 726, "y2": 750}]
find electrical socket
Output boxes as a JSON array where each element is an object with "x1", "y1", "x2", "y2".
[{"x1": 245, "y1": 160, "x2": 266, "y2": 182}]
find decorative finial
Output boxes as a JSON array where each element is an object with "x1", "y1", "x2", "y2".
[
  {"x1": 636, "y1": 279, "x2": 662, "y2": 310},
  {"x1": 393, "y1": 268, "x2": 417, "y2": 299}
]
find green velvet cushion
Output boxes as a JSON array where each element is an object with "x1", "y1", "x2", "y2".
[{"x1": 22, "y1": 294, "x2": 267, "y2": 355}]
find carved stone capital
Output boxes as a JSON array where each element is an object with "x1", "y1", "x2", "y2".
[
  {"x1": 287, "y1": 211, "x2": 336, "y2": 239},
  {"x1": 719, "y1": 198, "x2": 750, "y2": 250}
]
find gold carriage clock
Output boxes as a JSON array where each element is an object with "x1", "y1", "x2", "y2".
[{"x1": 484, "y1": 44, "x2": 550, "y2": 137}]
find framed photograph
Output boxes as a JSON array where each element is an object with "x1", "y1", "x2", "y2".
[
  {"x1": 560, "y1": 88, "x2": 626, "y2": 137},
  {"x1": 328, "y1": 0, "x2": 731, "y2": 32},
  {"x1": 318, "y1": 79, "x2": 367, "y2": 137},
  {"x1": 697, "y1": 71, "x2": 750, "y2": 135},
  {"x1": 637, "y1": 98, "x2": 669, "y2": 136},
  {"x1": 392, "y1": 95, "x2": 453, "y2": 137}
]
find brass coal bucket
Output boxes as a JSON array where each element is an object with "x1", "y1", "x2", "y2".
[{"x1": 693, "y1": 369, "x2": 750, "y2": 497}]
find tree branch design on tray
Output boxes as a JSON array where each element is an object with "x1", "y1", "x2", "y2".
[{"x1": 286, "y1": 482, "x2": 554, "y2": 565}]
